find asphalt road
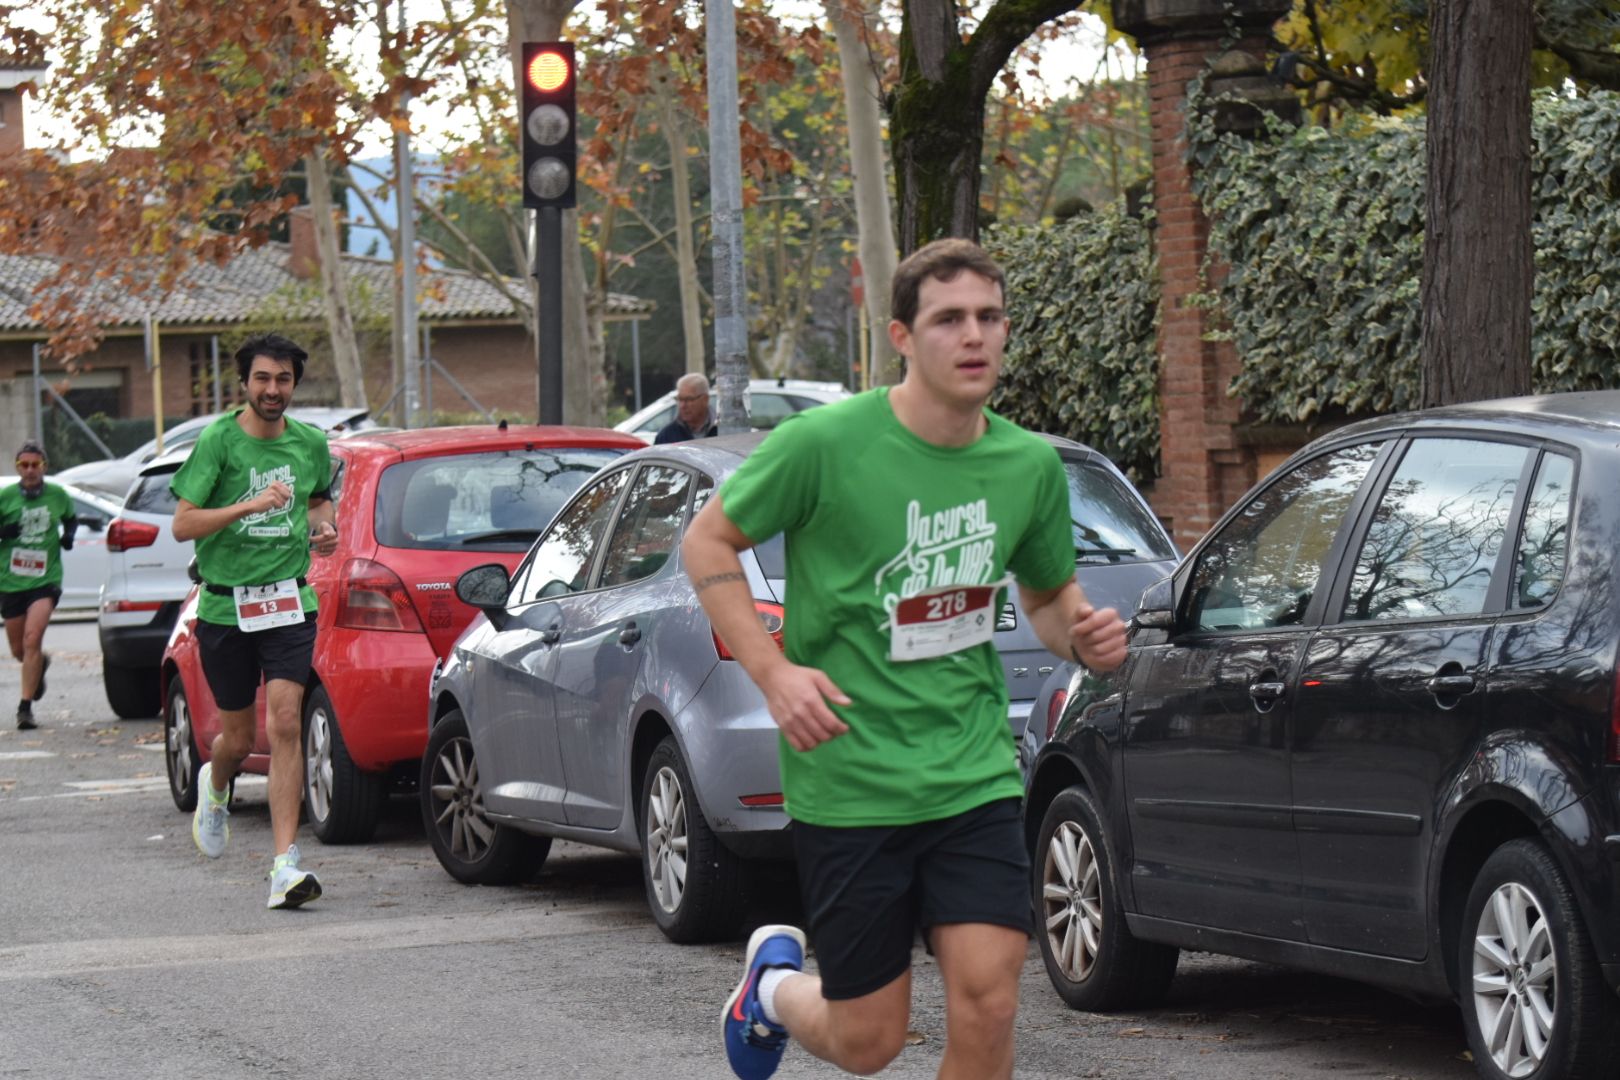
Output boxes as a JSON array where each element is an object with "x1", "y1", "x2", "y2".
[{"x1": 0, "y1": 616, "x2": 1479, "y2": 1080}]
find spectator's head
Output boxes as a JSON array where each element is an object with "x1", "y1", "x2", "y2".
[
  {"x1": 675, "y1": 373, "x2": 712, "y2": 428},
  {"x1": 889, "y1": 238, "x2": 1005, "y2": 330}
]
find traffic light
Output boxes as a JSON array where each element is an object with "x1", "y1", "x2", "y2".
[{"x1": 520, "y1": 42, "x2": 576, "y2": 209}]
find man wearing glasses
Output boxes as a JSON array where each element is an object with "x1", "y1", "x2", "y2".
[
  {"x1": 1, "y1": 440, "x2": 77, "y2": 730},
  {"x1": 656, "y1": 373, "x2": 719, "y2": 444}
]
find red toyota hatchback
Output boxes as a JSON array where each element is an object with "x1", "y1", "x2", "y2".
[{"x1": 160, "y1": 423, "x2": 642, "y2": 843}]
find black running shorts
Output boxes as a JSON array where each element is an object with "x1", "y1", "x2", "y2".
[
  {"x1": 791, "y1": 796, "x2": 1032, "y2": 1000},
  {"x1": 195, "y1": 614, "x2": 317, "y2": 711},
  {"x1": 1, "y1": 584, "x2": 62, "y2": 620}
]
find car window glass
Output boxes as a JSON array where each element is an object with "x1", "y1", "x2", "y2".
[
  {"x1": 514, "y1": 468, "x2": 631, "y2": 603},
  {"x1": 750, "y1": 394, "x2": 797, "y2": 429},
  {"x1": 599, "y1": 466, "x2": 692, "y2": 587},
  {"x1": 375, "y1": 448, "x2": 623, "y2": 553},
  {"x1": 1511, "y1": 452, "x2": 1573, "y2": 610},
  {"x1": 1187, "y1": 442, "x2": 1383, "y2": 632},
  {"x1": 327, "y1": 458, "x2": 345, "y2": 505},
  {"x1": 1064, "y1": 458, "x2": 1176, "y2": 564},
  {"x1": 635, "y1": 405, "x2": 675, "y2": 435},
  {"x1": 72, "y1": 498, "x2": 107, "y2": 530},
  {"x1": 1342, "y1": 438, "x2": 1528, "y2": 621},
  {"x1": 126, "y1": 471, "x2": 181, "y2": 515}
]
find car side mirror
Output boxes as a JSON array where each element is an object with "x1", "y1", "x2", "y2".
[
  {"x1": 1132, "y1": 575, "x2": 1174, "y2": 631},
  {"x1": 456, "y1": 564, "x2": 512, "y2": 626}
]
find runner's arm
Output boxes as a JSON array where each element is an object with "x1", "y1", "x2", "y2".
[
  {"x1": 682, "y1": 496, "x2": 850, "y2": 751},
  {"x1": 1018, "y1": 579, "x2": 1128, "y2": 673},
  {"x1": 308, "y1": 496, "x2": 337, "y2": 555},
  {"x1": 171, "y1": 484, "x2": 289, "y2": 542},
  {"x1": 59, "y1": 515, "x2": 78, "y2": 550}
]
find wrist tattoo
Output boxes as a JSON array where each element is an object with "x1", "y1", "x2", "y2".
[{"x1": 693, "y1": 571, "x2": 747, "y2": 593}]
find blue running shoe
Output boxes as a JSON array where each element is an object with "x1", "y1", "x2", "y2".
[{"x1": 722, "y1": 924, "x2": 806, "y2": 1080}]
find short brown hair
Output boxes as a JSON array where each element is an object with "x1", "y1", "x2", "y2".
[{"x1": 890, "y1": 238, "x2": 1005, "y2": 328}]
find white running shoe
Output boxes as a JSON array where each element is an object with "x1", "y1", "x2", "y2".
[
  {"x1": 191, "y1": 762, "x2": 230, "y2": 858},
  {"x1": 267, "y1": 844, "x2": 322, "y2": 910}
]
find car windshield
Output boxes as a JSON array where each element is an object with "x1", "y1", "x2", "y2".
[
  {"x1": 376, "y1": 448, "x2": 625, "y2": 551},
  {"x1": 1063, "y1": 458, "x2": 1175, "y2": 564}
]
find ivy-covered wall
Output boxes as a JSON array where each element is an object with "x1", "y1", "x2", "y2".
[{"x1": 987, "y1": 89, "x2": 1620, "y2": 478}]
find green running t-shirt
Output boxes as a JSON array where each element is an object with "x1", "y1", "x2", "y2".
[
  {"x1": 718, "y1": 388, "x2": 1074, "y2": 827},
  {"x1": 0, "y1": 481, "x2": 75, "y2": 592},
  {"x1": 169, "y1": 411, "x2": 331, "y2": 627}
]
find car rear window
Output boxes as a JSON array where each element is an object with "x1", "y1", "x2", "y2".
[
  {"x1": 376, "y1": 448, "x2": 624, "y2": 551},
  {"x1": 126, "y1": 470, "x2": 182, "y2": 515},
  {"x1": 1064, "y1": 458, "x2": 1176, "y2": 564}
]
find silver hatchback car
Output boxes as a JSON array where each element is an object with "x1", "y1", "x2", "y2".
[{"x1": 422, "y1": 431, "x2": 1176, "y2": 943}]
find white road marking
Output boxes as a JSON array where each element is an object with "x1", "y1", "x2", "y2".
[
  {"x1": 0, "y1": 751, "x2": 56, "y2": 760},
  {"x1": 7, "y1": 774, "x2": 268, "y2": 803}
]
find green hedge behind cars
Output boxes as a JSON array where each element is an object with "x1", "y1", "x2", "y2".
[{"x1": 987, "y1": 89, "x2": 1620, "y2": 482}]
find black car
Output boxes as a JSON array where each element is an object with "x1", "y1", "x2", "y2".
[{"x1": 1025, "y1": 391, "x2": 1620, "y2": 1080}]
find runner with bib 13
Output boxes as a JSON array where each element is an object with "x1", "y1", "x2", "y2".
[{"x1": 170, "y1": 333, "x2": 339, "y2": 910}]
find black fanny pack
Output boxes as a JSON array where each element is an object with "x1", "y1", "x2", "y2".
[{"x1": 203, "y1": 577, "x2": 308, "y2": 597}]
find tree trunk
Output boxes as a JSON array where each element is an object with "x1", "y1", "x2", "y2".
[
  {"x1": 889, "y1": 0, "x2": 1082, "y2": 253},
  {"x1": 828, "y1": 0, "x2": 899, "y2": 384},
  {"x1": 508, "y1": 0, "x2": 593, "y2": 422},
  {"x1": 1420, "y1": 0, "x2": 1533, "y2": 406},
  {"x1": 655, "y1": 71, "x2": 709, "y2": 376},
  {"x1": 304, "y1": 152, "x2": 367, "y2": 408}
]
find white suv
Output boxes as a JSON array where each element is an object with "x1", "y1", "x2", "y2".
[
  {"x1": 614, "y1": 378, "x2": 850, "y2": 443},
  {"x1": 98, "y1": 448, "x2": 196, "y2": 718}
]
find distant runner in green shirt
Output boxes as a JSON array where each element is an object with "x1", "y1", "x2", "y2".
[
  {"x1": 2, "y1": 439, "x2": 78, "y2": 730},
  {"x1": 170, "y1": 333, "x2": 338, "y2": 910},
  {"x1": 686, "y1": 239, "x2": 1129, "y2": 1080}
]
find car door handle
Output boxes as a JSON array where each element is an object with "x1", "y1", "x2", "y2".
[
  {"x1": 619, "y1": 622, "x2": 641, "y2": 646},
  {"x1": 1426, "y1": 674, "x2": 1475, "y2": 695},
  {"x1": 1248, "y1": 680, "x2": 1286, "y2": 703},
  {"x1": 541, "y1": 624, "x2": 562, "y2": 645}
]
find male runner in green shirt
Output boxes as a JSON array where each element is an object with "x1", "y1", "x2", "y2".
[
  {"x1": 170, "y1": 333, "x2": 338, "y2": 909},
  {"x1": 1, "y1": 439, "x2": 77, "y2": 729},
  {"x1": 686, "y1": 238, "x2": 1129, "y2": 1079}
]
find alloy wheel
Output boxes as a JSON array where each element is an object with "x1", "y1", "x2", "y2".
[
  {"x1": 1042, "y1": 819, "x2": 1104, "y2": 983},
  {"x1": 428, "y1": 735, "x2": 495, "y2": 863},
  {"x1": 304, "y1": 704, "x2": 334, "y2": 822},
  {"x1": 644, "y1": 765, "x2": 689, "y2": 914},
  {"x1": 1472, "y1": 881, "x2": 1557, "y2": 1078},
  {"x1": 168, "y1": 694, "x2": 194, "y2": 799}
]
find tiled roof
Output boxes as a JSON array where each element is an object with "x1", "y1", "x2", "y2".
[{"x1": 0, "y1": 244, "x2": 652, "y2": 333}]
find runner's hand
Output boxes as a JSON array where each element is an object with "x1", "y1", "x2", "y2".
[
  {"x1": 761, "y1": 662, "x2": 851, "y2": 752},
  {"x1": 310, "y1": 520, "x2": 339, "y2": 555},
  {"x1": 1070, "y1": 603, "x2": 1128, "y2": 672},
  {"x1": 0, "y1": 521, "x2": 18, "y2": 540},
  {"x1": 251, "y1": 481, "x2": 293, "y2": 515}
]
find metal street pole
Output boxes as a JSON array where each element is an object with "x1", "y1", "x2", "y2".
[
  {"x1": 535, "y1": 207, "x2": 564, "y2": 425},
  {"x1": 706, "y1": 0, "x2": 749, "y2": 434},
  {"x1": 395, "y1": 95, "x2": 421, "y2": 430}
]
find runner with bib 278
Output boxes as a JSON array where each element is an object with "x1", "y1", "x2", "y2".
[
  {"x1": 170, "y1": 333, "x2": 339, "y2": 910},
  {"x1": 683, "y1": 239, "x2": 1129, "y2": 1080}
]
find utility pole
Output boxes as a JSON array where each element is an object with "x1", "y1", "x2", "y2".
[{"x1": 706, "y1": 0, "x2": 749, "y2": 434}]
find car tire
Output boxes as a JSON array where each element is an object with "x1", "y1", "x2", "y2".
[
  {"x1": 639, "y1": 735, "x2": 747, "y2": 945},
  {"x1": 164, "y1": 677, "x2": 201, "y2": 812},
  {"x1": 1034, "y1": 785, "x2": 1178, "y2": 1011},
  {"x1": 104, "y1": 660, "x2": 160, "y2": 719},
  {"x1": 1457, "y1": 838, "x2": 1620, "y2": 1080},
  {"x1": 420, "y1": 708, "x2": 550, "y2": 885},
  {"x1": 303, "y1": 685, "x2": 385, "y2": 845}
]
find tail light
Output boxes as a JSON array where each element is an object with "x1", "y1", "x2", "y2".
[
  {"x1": 1610, "y1": 670, "x2": 1620, "y2": 764},
  {"x1": 713, "y1": 602, "x2": 786, "y2": 661},
  {"x1": 107, "y1": 518, "x2": 159, "y2": 552},
  {"x1": 335, "y1": 558, "x2": 425, "y2": 633},
  {"x1": 1045, "y1": 687, "x2": 1069, "y2": 742}
]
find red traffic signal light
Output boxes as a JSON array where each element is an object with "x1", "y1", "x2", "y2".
[{"x1": 520, "y1": 42, "x2": 576, "y2": 209}]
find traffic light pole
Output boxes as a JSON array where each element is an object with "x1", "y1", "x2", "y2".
[{"x1": 534, "y1": 206, "x2": 564, "y2": 425}]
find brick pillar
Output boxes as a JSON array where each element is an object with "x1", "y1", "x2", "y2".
[{"x1": 1112, "y1": 1, "x2": 1292, "y2": 551}]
